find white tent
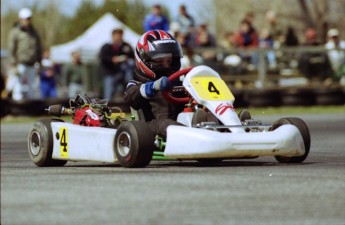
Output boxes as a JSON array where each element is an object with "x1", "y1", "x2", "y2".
[{"x1": 51, "y1": 13, "x2": 140, "y2": 63}]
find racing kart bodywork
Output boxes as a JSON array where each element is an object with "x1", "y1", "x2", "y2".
[{"x1": 28, "y1": 66, "x2": 310, "y2": 168}]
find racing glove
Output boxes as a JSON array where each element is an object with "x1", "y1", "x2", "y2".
[{"x1": 141, "y1": 76, "x2": 172, "y2": 98}]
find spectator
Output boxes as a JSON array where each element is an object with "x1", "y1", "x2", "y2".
[
  {"x1": 298, "y1": 28, "x2": 332, "y2": 82},
  {"x1": 284, "y1": 26, "x2": 299, "y2": 47},
  {"x1": 259, "y1": 28, "x2": 276, "y2": 69},
  {"x1": 176, "y1": 5, "x2": 195, "y2": 46},
  {"x1": 265, "y1": 10, "x2": 285, "y2": 48},
  {"x1": 175, "y1": 31, "x2": 188, "y2": 48},
  {"x1": 235, "y1": 20, "x2": 259, "y2": 49},
  {"x1": 8, "y1": 8, "x2": 42, "y2": 100},
  {"x1": 143, "y1": 4, "x2": 169, "y2": 32},
  {"x1": 192, "y1": 24, "x2": 217, "y2": 63},
  {"x1": 235, "y1": 19, "x2": 259, "y2": 68},
  {"x1": 221, "y1": 31, "x2": 238, "y2": 50},
  {"x1": 62, "y1": 50, "x2": 85, "y2": 98},
  {"x1": 325, "y1": 28, "x2": 345, "y2": 77},
  {"x1": 193, "y1": 24, "x2": 216, "y2": 47},
  {"x1": 40, "y1": 59, "x2": 57, "y2": 98},
  {"x1": 181, "y1": 47, "x2": 204, "y2": 69},
  {"x1": 243, "y1": 12, "x2": 257, "y2": 34},
  {"x1": 99, "y1": 28, "x2": 134, "y2": 100}
]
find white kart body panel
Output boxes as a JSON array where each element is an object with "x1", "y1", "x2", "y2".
[
  {"x1": 177, "y1": 112, "x2": 194, "y2": 127},
  {"x1": 183, "y1": 66, "x2": 244, "y2": 133},
  {"x1": 164, "y1": 125, "x2": 305, "y2": 159},
  {"x1": 51, "y1": 122, "x2": 118, "y2": 163}
]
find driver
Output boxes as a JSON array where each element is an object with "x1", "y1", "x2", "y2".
[{"x1": 124, "y1": 30, "x2": 184, "y2": 137}]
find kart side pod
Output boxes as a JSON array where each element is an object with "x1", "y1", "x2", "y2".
[{"x1": 164, "y1": 124, "x2": 305, "y2": 159}]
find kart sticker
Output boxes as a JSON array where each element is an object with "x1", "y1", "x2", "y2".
[
  {"x1": 191, "y1": 76, "x2": 234, "y2": 101},
  {"x1": 215, "y1": 103, "x2": 235, "y2": 115},
  {"x1": 59, "y1": 127, "x2": 69, "y2": 158}
]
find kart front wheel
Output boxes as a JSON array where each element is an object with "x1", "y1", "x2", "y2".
[
  {"x1": 28, "y1": 119, "x2": 67, "y2": 167},
  {"x1": 272, "y1": 117, "x2": 310, "y2": 163},
  {"x1": 114, "y1": 121, "x2": 154, "y2": 168}
]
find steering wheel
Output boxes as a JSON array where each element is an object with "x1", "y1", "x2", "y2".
[{"x1": 162, "y1": 67, "x2": 193, "y2": 104}]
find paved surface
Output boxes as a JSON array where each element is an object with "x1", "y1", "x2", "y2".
[{"x1": 1, "y1": 114, "x2": 345, "y2": 225}]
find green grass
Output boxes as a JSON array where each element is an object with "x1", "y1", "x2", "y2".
[{"x1": 1, "y1": 105, "x2": 344, "y2": 124}]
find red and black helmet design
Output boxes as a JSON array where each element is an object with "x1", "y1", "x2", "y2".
[{"x1": 134, "y1": 30, "x2": 183, "y2": 82}]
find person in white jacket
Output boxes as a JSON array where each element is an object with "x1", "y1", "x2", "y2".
[{"x1": 325, "y1": 28, "x2": 345, "y2": 74}]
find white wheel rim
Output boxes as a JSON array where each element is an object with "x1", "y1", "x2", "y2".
[
  {"x1": 30, "y1": 131, "x2": 41, "y2": 156},
  {"x1": 117, "y1": 132, "x2": 131, "y2": 157}
]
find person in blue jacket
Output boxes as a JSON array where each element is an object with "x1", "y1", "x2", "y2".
[
  {"x1": 40, "y1": 59, "x2": 57, "y2": 98},
  {"x1": 143, "y1": 4, "x2": 169, "y2": 32}
]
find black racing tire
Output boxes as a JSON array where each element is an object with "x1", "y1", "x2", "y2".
[
  {"x1": 280, "y1": 88, "x2": 315, "y2": 106},
  {"x1": 232, "y1": 89, "x2": 248, "y2": 108},
  {"x1": 10, "y1": 99, "x2": 46, "y2": 116},
  {"x1": 114, "y1": 121, "x2": 155, "y2": 168},
  {"x1": 238, "y1": 109, "x2": 252, "y2": 122},
  {"x1": 28, "y1": 119, "x2": 67, "y2": 167},
  {"x1": 0, "y1": 99, "x2": 10, "y2": 118},
  {"x1": 245, "y1": 89, "x2": 281, "y2": 107},
  {"x1": 192, "y1": 109, "x2": 219, "y2": 127},
  {"x1": 314, "y1": 87, "x2": 344, "y2": 105},
  {"x1": 272, "y1": 117, "x2": 310, "y2": 163}
]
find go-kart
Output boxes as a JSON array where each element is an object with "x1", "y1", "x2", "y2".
[{"x1": 28, "y1": 66, "x2": 310, "y2": 168}]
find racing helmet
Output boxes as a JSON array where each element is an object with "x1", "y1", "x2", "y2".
[{"x1": 134, "y1": 30, "x2": 183, "y2": 82}]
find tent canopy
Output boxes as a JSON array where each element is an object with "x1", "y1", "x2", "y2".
[{"x1": 51, "y1": 13, "x2": 140, "y2": 63}]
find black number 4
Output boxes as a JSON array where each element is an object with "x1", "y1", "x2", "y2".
[
  {"x1": 208, "y1": 82, "x2": 220, "y2": 95},
  {"x1": 60, "y1": 129, "x2": 67, "y2": 152}
]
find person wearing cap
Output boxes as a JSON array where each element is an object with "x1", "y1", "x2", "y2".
[
  {"x1": 8, "y1": 8, "x2": 42, "y2": 100},
  {"x1": 325, "y1": 28, "x2": 345, "y2": 79},
  {"x1": 40, "y1": 55, "x2": 57, "y2": 99}
]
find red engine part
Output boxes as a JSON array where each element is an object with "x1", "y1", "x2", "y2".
[{"x1": 73, "y1": 107, "x2": 102, "y2": 127}]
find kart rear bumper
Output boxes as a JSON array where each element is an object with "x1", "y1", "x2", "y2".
[{"x1": 164, "y1": 125, "x2": 305, "y2": 159}]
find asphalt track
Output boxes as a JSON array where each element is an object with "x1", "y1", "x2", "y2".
[{"x1": 1, "y1": 113, "x2": 345, "y2": 225}]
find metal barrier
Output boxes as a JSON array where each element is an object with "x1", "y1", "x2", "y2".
[{"x1": 62, "y1": 46, "x2": 344, "y2": 95}]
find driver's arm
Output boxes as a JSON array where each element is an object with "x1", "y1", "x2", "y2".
[
  {"x1": 124, "y1": 77, "x2": 172, "y2": 109},
  {"x1": 124, "y1": 81, "x2": 146, "y2": 110}
]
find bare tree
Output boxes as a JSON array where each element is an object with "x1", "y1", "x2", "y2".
[{"x1": 212, "y1": 0, "x2": 344, "y2": 44}]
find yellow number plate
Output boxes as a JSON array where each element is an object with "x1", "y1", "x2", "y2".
[
  {"x1": 190, "y1": 76, "x2": 234, "y2": 101},
  {"x1": 59, "y1": 127, "x2": 68, "y2": 158}
]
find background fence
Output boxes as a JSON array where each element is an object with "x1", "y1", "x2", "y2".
[{"x1": 1, "y1": 47, "x2": 344, "y2": 117}]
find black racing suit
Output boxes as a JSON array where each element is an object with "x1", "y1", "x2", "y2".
[{"x1": 124, "y1": 80, "x2": 184, "y2": 138}]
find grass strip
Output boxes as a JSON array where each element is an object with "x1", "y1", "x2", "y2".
[{"x1": 1, "y1": 105, "x2": 344, "y2": 124}]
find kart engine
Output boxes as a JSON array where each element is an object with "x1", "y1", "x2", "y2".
[
  {"x1": 46, "y1": 94, "x2": 125, "y2": 128},
  {"x1": 73, "y1": 106, "x2": 101, "y2": 126}
]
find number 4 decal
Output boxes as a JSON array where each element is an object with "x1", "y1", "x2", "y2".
[
  {"x1": 59, "y1": 127, "x2": 68, "y2": 158},
  {"x1": 208, "y1": 82, "x2": 220, "y2": 95}
]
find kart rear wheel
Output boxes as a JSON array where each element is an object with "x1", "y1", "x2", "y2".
[
  {"x1": 28, "y1": 119, "x2": 67, "y2": 167},
  {"x1": 272, "y1": 117, "x2": 310, "y2": 163},
  {"x1": 114, "y1": 121, "x2": 154, "y2": 168}
]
